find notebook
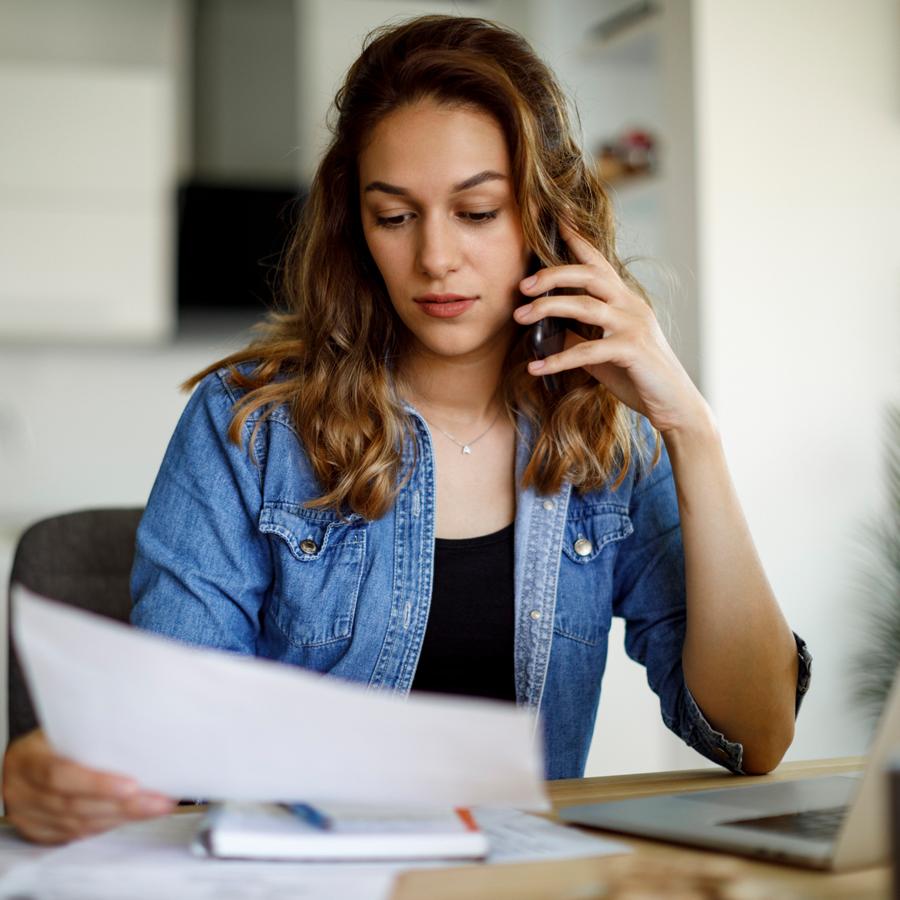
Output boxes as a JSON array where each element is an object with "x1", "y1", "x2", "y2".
[{"x1": 191, "y1": 803, "x2": 489, "y2": 861}]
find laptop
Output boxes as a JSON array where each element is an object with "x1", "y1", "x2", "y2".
[{"x1": 559, "y1": 669, "x2": 900, "y2": 870}]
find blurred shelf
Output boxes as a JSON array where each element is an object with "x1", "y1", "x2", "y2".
[
  {"x1": 600, "y1": 170, "x2": 659, "y2": 190},
  {"x1": 581, "y1": 1, "x2": 661, "y2": 65}
]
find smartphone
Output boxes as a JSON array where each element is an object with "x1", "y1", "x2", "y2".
[{"x1": 526, "y1": 221, "x2": 572, "y2": 394}]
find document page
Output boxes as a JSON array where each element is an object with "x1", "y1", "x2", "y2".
[
  {"x1": 474, "y1": 808, "x2": 629, "y2": 864},
  {"x1": 0, "y1": 809, "x2": 629, "y2": 899},
  {"x1": 0, "y1": 815, "x2": 396, "y2": 900},
  {"x1": 11, "y1": 586, "x2": 549, "y2": 810}
]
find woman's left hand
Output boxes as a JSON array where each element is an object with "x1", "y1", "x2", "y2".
[{"x1": 514, "y1": 221, "x2": 709, "y2": 435}]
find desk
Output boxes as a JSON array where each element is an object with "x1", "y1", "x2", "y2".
[{"x1": 394, "y1": 757, "x2": 889, "y2": 900}]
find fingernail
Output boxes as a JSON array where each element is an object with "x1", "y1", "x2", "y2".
[
  {"x1": 515, "y1": 303, "x2": 532, "y2": 318},
  {"x1": 139, "y1": 795, "x2": 173, "y2": 814},
  {"x1": 529, "y1": 359, "x2": 546, "y2": 372},
  {"x1": 521, "y1": 275, "x2": 537, "y2": 289}
]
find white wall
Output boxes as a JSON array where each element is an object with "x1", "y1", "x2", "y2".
[{"x1": 693, "y1": 0, "x2": 900, "y2": 761}]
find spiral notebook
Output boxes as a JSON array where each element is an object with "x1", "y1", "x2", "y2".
[{"x1": 192, "y1": 803, "x2": 489, "y2": 861}]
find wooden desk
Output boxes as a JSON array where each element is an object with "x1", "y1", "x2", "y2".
[{"x1": 393, "y1": 757, "x2": 890, "y2": 900}]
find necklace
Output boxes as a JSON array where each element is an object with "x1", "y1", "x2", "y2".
[{"x1": 419, "y1": 406, "x2": 502, "y2": 455}]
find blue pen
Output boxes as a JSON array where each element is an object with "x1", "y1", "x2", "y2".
[{"x1": 280, "y1": 802, "x2": 333, "y2": 830}]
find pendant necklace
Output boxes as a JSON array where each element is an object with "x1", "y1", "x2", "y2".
[{"x1": 420, "y1": 407, "x2": 502, "y2": 455}]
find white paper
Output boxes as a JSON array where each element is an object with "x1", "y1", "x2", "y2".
[
  {"x1": 0, "y1": 866, "x2": 395, "y2": 900},
  {"x1": 0, "y1": 824, "x2": 51, "y2": 879},
  {"x1": 474, "y1": 808, "x2": 629, "y2": 863},
  {"x1": 0, "y1": 808, "x2": 629, "y2": 900},
  {"x1": 0, "y1": 817, "x2": 396, "y2": 900},
  {"x1": 11, "y1": 585, "x2": 549, "y2": 810}
]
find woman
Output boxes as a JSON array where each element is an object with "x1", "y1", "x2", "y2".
[{"x1": 3, "y1": 15, "x2": 809, "y2": 844}]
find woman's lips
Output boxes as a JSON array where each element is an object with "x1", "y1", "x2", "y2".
[{"x1": 414, "y1": 294, "x2": 477, "y2": 318}]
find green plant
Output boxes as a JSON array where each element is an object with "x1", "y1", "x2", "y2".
[{"x1": 852, "y1": 405, "x2": 900, "y2": 722}]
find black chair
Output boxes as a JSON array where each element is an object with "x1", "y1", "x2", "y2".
[{"x1": 7, "y1": 508, "x2": 144, "y2": 745}]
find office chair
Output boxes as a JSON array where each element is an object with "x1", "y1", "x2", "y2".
[{"x1": 6, "y1": 508, "x2": 144, "y2": 746}]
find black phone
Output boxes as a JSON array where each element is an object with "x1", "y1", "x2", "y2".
[{"x1": 526, "y1": 222, "x2": 572, "y2": 394}]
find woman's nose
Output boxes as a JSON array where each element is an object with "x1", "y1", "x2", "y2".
[{"x1": 417, "y1": 216, "x2": 460, "y2": 280}]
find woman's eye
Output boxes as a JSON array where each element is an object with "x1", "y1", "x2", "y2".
[
  {"x1": 375, "y1": 213, "x2": 413, "y2": 228},
  {"x1": 460, "y1": 210, "x2": 500, "y2": 224}
]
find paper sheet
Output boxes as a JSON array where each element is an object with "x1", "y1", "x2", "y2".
[
  {"x1": 0, "y1": 816, "x2": 396, "y2": 900},
  {"x1": 0, "y1": 808, "x2": 629, "y2": 899},
  {"x1": 0, "y1": 825, "x2": 50, "y2": 879},
  {"x1": 11, "y1": 585, "x2": 548, "y2": 810},
  {"x1": 474, "y1": 808, "x2": 630, "y2": 864}
]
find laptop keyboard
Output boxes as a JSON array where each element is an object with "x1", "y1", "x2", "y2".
[{"x1": 722, "y1": 805, "x2": 847, "y2": 840}]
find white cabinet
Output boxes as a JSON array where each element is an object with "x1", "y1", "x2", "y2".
[{"x1": 0, "y1": 1, "x2": 186, "y2": 342}]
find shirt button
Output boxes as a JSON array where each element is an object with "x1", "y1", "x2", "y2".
[
  {"x1": 529, "y1": 610, "x2": 541, "y2": 621},
  {"x1": 574, "y1": 537, "x2": 593, "y2": 557},
  {"x1": 300, "y1": 538, "x2": 318, "y2": 555},
  {"x1": 542, "y1": 499, "x2": 555, "y2": 511}
]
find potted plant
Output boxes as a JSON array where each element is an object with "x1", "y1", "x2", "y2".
[{"x1": 852, "y1": 406, "x2": 900, "y2": 723}]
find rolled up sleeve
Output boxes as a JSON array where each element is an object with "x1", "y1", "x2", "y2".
[{"x1": 680, "y1": 633, "x2": 812, "y2": 773}]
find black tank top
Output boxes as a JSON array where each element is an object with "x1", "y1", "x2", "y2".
[{"x1": 410, "y1": 521, "x2": 516, "y2": 703}]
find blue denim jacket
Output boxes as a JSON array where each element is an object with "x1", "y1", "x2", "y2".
[{"x1": 131, "y1": 367, "x2": 811, "y2": 779}]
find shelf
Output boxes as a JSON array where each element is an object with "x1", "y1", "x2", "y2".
[
  {"x1": 600, "y1": 170, "x2": 658, "y2": 190},
  {"x1": 581, "y1": 1, "x2": 661, "y2": 64}
]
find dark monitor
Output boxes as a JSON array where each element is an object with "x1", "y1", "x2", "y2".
[{"x1": 177, "y1": 181, "x2": 305, "y2": 322}]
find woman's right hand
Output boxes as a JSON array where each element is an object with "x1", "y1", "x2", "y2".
[{"x1": 2, "y1": 728, "x2": 177, "y2": 845}]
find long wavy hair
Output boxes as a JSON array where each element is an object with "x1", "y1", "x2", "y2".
[{"x1": 186, "y1": 14, "x2": 658, "y2": 521}]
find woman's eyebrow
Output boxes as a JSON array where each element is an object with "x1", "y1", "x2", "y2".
[{"x1": 363, "y1": 170, "x2": 507, "y2": 197}]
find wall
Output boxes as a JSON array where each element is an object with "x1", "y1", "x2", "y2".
[{"x1": 692, "y1": 0, "x2": 900, "y2": 760}]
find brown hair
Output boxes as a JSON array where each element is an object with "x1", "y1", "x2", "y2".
[{"x1": 186, "y1": 14, "x2": 657, "y2": 520}]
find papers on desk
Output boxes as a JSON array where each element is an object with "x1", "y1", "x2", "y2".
[
  {"x1": 0, "y1": 809, "x2": 630, "y2": 900},
  {"x1": 0, "y1": 815, "x2": 398, "y2": 900},
  {"x1": 11, "y1": 585, "x2": 549, "y2": 810}
]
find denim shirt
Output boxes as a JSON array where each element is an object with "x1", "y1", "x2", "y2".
[{"x1": 130, "y1": 367, "x2": 811, "y2": 779}]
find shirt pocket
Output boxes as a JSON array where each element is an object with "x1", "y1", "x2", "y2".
[
  {"x1": 554, "y1": 505, "x2": 634, "y2": 646},
  {"x1": 258, "y1": 502, "x2": 366, "y2": 648}
]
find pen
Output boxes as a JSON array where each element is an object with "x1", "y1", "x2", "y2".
[{"x1": 280, "y1": 802, "x2": 333, "y2": 830}]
